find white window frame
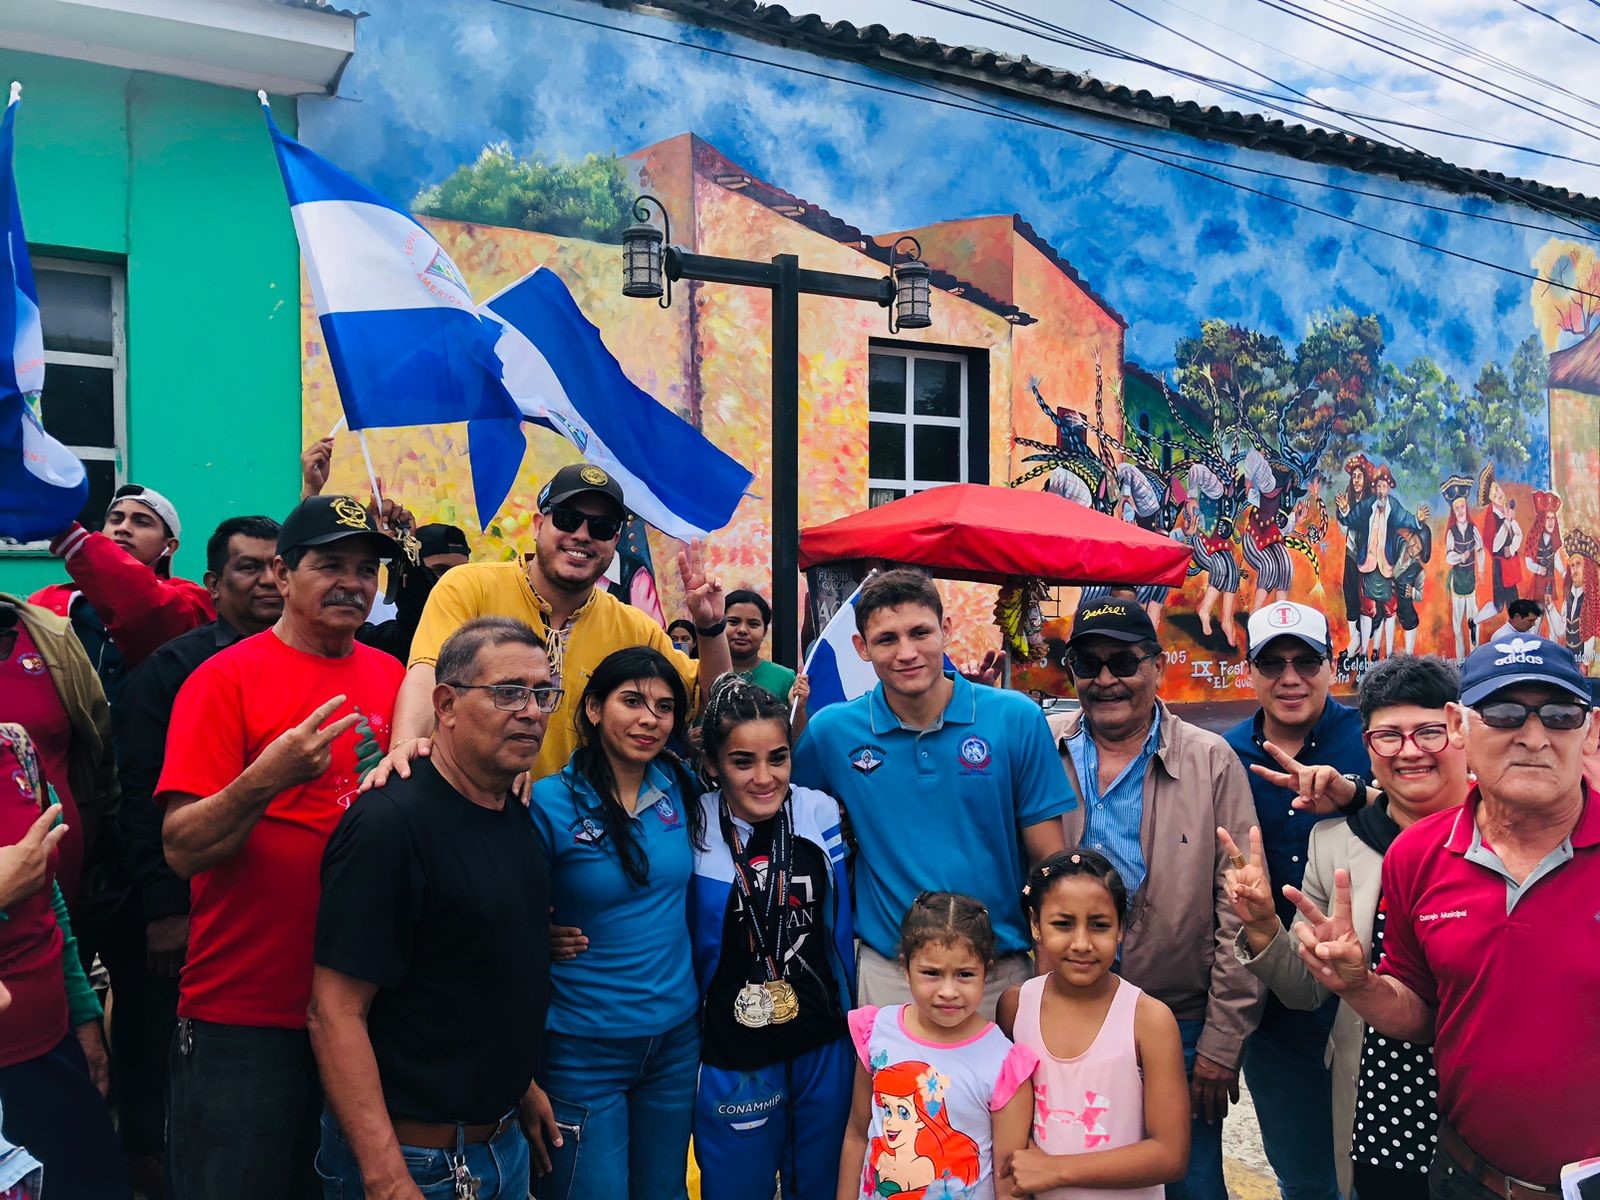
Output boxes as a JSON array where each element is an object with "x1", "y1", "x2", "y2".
[
  {"x1": 2, "y1": 257, "x2": 126, "y2": 554},
  {"x1": 867, "y1": 346, "x2": 969, "y2": 504}
]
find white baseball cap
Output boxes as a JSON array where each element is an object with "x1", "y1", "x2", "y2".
[
  {"x1": 1246, "y1": 600, "x2": 1330, "y2": 660},
  {"x1": 110, "y1": 484, "x2": 181, "y2": 539}
]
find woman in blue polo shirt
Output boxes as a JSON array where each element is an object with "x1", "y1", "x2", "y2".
[{"x1": 528, "y1": 646, "x2": 705, "y2": 1200}]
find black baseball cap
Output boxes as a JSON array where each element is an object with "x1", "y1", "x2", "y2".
[
  {"x1": 537, "y1": 464, "x2": 626, "y2": 514},
  {"x1": 277, "y1": 495, "x2": 402, "y2": 560},
  {"x1": 1068, "y1": 597, "x2": 1158, "y2": 646},
  {"x1": 417, "y1": 523, "x2": 471, "y2": 559}
]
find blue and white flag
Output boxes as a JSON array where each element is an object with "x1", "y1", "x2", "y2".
[
  {"x1": 0, "y1": 82, "x2": 87, "y2": 542},
  {"x1": 800, "y1": 576, "x2": 882, "y2": 717},
  {"x1": 260, "y1": 94, "x2": 518, "y2": 437},
  {"x1": 473, "y1": 267, "x2": 753, "y2": 542}
]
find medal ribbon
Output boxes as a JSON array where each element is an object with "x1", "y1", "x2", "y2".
[{"x1": 719, "y1": 794, "x2": 793, "y2": 986}]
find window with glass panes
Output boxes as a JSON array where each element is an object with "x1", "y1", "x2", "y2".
[
  {"x1": 867, "y1": 348, "x2": 968, "y2": 508},
  {"x1": 6, "y1": 260, "x2": 125, "y2": 551}
]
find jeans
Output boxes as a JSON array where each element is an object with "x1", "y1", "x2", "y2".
[
  {"x1": 1166, "y1": 1020, "x2": 1225, "y2": 1200},
  {"x1": 0, "y1": 1033, "x2": 132, "y2": 1199},
  {"x1": 316, "y1": 1109, "x2": 531, "y2": 1199},
  {"x1": 536, "y1": 1016, "x2": 699, "y2": 1200},
  {"x1": 1354, "y1": 1161, "x2": 1429, "y2": 1200},
  {"x1": 168, "y1": 1019, "x2": 322, "y2": 1200},
  {"x1": 1243, "y1": 1032, "x2": 1341, "y2": 1200}
]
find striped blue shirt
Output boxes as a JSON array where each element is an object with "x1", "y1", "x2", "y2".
[{"x1": 1064, "y1": 706, "x2": 1163, "y2": 896}]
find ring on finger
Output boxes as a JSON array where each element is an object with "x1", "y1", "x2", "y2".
[{"x1": 1229, "y1": 853, "x2": 1247, "y2": 870}]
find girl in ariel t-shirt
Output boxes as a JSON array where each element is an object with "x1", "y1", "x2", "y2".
[{"x1": 839, "y1": 893, "x2": 1036, "y2": 1200}]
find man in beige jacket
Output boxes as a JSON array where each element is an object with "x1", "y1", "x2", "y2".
[
  {"x1": 1226, "y1": 655, "x2": 1467, "y2": 1200},
  {"x1": 1049, "y1": 597, "x2": 1263, "y2": 1200}
]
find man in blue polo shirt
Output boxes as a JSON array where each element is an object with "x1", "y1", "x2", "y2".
[
  {"x1": 793, "y1": 569, "x2": 1074, "y2": 1015},
  {"x1": 1223, "y1": 601, "x2": 1367, "y2": 1200}
]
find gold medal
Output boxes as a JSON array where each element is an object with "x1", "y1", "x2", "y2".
[
  {"x1": 766, "y1": 980, "x2": 799, "y2": 1024},
  {"x1": 734, "y1": 983, "x2": 774, "y2": 1029}
]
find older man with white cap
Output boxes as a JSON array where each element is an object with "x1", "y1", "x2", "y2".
[
  {"x1": 1288, "y1": 633, "x2": 1600, "y2": 1199},
  {"x1": 1223, "y1": 600, "x2": 1369, "y2": 1200},
  {"x1": 29, "y1": 484, "x2": 214, "y2": 700}
]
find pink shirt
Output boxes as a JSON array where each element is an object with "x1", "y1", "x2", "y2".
[
  {"x1": 848, "y1": 1004, "x2": 1036, "y2": 1200},
  {"x1": 1011, "y1": 976, "x2": 1161, "y2": 1200}
]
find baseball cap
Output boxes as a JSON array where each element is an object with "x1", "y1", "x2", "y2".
[
  {"x1": 110, "y1": 484, "x2": 181, "y2": 539},
  {"x1": 1246, "y1": 600, "x2": 1331, "y2": 660},
  {"x1": 1068, "y1": 597, "x2": 1158, "y2": 646},
  {"x1": 276, "y1": 495, "x2": 402, "y2": 560},
  {"x1": 417, "y1": 523, "x2": 471, "y2": 559},
  {"x1": 1459, "y1": 635, "x2": 1592, "y2": 708},
  {"x1": 537, "y1": 464, "x2": 626, "y2": 514}
]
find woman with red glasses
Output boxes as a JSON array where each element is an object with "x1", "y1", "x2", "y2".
[{"x1": 1222, "y1": 655, "x2": 1468, "y2": 1200}]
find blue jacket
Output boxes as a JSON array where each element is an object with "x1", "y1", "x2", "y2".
[{"x1": 689, "y1": 786, "x2": 856, "y2": 1019}]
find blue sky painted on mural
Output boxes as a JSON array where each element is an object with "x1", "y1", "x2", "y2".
[{"x1": 301, "y1": 0, "x2": 1571, "y2": 462}]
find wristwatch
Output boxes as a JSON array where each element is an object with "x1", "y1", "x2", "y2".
[{"x1": 1338, "y1": 773, "x2": 1372, "y2": 814}]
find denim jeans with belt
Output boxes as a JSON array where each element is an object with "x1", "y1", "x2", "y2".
[
  {"x1": 1168, "y1": 1018, "x2": 1226, "y2": 1200},
  {"x1": 315, "y1": 1109, "x2": 531, "y2": 1199},
  {"x1": 535, "y1": 1015, "x2": 699, "y2": 1200}
]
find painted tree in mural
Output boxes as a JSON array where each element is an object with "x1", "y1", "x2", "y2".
[
  {"x1": 1531, "y1": 241, "x2": 1600, "y2": 345},
  {"x1": 1174, "y1": 320, "x2": 1291, "y2": 443},
  {"x1": 1289, "y1": 309, "x2": 1385, "y2": 477},
  {"x1": 414, "y1": 144, "x2": 635, "y2": 241}
]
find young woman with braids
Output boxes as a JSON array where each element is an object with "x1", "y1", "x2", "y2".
[
  {"x1": 526, "y1": 646, "x2": 706, "y2": 1199},
  {"x1": 688, "y1": 673, "x2": 856, "y2": 1200}
]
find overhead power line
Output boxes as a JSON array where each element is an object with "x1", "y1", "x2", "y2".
[
  {"x1": 1508, "y1": 0, "x2": 1600, "y2": 50},
  {"x1": 476, "y1": 0, "x2": 1600, "y2": 306}
]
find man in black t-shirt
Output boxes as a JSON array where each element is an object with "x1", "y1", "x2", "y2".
[{"x1": 309, "y1": 617, "x2": 563, "y2": 1199}]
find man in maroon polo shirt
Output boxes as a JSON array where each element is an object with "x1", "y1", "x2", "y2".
[{"x1": 1281, "y1": 634, "x2": 1599, "y2": 1199}]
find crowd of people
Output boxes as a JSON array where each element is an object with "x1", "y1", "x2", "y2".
[{"x1": 0, "y1": 443, "x2": 1596, "y2": 1200}]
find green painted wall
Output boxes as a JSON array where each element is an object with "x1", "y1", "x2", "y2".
[{"x1": 0, "y1": 51, "x2": 302, "y2": 596}]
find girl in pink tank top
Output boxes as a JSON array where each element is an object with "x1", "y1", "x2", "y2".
[{"x1": 996, "y1": 851, "x2": 1189, "y2": 1199}]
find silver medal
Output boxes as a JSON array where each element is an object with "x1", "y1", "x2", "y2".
[{"x1": 734, "y1": 982, "x2": 774, "y2": 1028}]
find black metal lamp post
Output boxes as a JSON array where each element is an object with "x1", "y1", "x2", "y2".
[{"x1": 621, "y1": 195, "x2": 933, "y2": 668}]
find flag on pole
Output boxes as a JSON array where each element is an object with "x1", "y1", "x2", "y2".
[
  {"x1": 259, "y1": 94, "x2": 518, "y2": 438},
  {"x1": 0, "y1": 82, "x2": 87, "y2": 543},
  {"x1": 800, "y1": 576, "x2": 882, "y2": 717},
  {"x1": 473, "y1": 267, "x2": 753, "y2": 542}
]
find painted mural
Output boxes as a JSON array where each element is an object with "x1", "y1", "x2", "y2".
[{"x1": 297, "y1": 0, "x2": 1600, "y2": 700}]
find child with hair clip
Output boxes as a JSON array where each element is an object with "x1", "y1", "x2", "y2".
[
  {"x1": 690, "y1": 673, "x2": 857, "y2": 1200},
  {"x1": 996, "y1": 851, "x2": 1189, "y2": 1200},
  {"x1": 838, "y1": 893, "x2": 1037, "y2": 1200}
]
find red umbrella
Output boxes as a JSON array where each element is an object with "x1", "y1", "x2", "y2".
[{"x1": 798, "y1": 483, "x2": 1190, "y2": 587}]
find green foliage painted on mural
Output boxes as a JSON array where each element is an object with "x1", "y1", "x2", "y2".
[{"x1": 414, "y1": 144, "x2": 635, "y2": 242}]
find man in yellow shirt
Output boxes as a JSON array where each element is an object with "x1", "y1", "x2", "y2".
[{"x1": 369, "y1": 464, "x2": 730, "y2": 784}]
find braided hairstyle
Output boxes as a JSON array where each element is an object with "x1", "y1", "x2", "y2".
[
  {"x1": 568, "y1": 646, "x2": 705, "y2": 886},
  {"x1": 1021, "y1": 849, "x2": 1128, "y2": 927},
  {"x1": 897, "y1": 892, "x2": 996, "y2": 970},
  {"x1": 697, "y1": 671, "x2": 792, "y2": 785}
]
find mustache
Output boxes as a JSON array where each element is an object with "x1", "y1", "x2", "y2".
[
  {"x1": 1084, "y1": 685, "x2": 1132, "y2": 703},
  {"x1": 321, "y1": 591, "x2": 367, "y2": 609}
]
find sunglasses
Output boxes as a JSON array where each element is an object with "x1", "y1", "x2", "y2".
[
  {"x1": 1363, "y1": 723, "x2": 1449, "y2": 758},
  {"x1": 544, "y1": 505, "x2": 621, "y2": 542},
  {"x1": 1252, "y1": 653, "x2": 1326, "y2": 679},
  {"x1": 1473, "y1": 700, "x2": 1589, "y2": 732},
  {"x1": 1067, "y1": 648, "x2": 1162, "y2": 679},
  {"x1": 446, "y1": 682, "x2": 566, "y2": 714}
]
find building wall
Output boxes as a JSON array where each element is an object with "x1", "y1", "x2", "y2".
[{"x1": 0, "y1": 51, "x2": 302, "y2": 597}]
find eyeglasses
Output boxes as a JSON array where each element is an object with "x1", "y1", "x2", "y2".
[
  {"x1": 1252, "y1": 653, "x2": 1326, "y2": 679},
  {"x1": 544, "y1": 505, "x2": 621, "y2": 542},
  {"x1": 446, "y1": 682, "x2": 565, "y2": 714},
  {"x1": 1473, "y1": 700, "x2": 1589, "y2": 732},
  {"x1": 1066, "y1": 648, "x2": 1162, "y2": 679},
  {"x1": 1363, "y1": 723, "x2": 1449, "y2": 758}
]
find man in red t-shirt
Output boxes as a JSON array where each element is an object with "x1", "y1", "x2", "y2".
[
  {"x1": 1283, "y1": 635, "x2": 1600, "y2": 1195},
  {"x1": 157, "y1": 495, "x2": 406, "y2": 1200}
]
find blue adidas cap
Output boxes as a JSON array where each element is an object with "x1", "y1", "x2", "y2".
[{"x1": 1458, "y1": 635, "x2": 1592, "y2": 708}]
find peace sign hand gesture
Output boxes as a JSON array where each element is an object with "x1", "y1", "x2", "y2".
[
  {"x1": 1284, "y1": 869, "x2": 1371, "y2": 992},
  {"x1": 1217, "y1": 826, "x2": 1279, "y2": 943},
  {"x1": 256, "y1": 695, "x2": 363, "y2": 793},
  {"x1": 677, "y1": 541, "x2": 725, "y2": 628},
  {"x1": 1250, "y1": 740, "x2": 1361, "y2": 815}
]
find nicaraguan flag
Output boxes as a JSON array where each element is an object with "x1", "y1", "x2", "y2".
[
  {"x1": 260, "y1": 94, "x2": 517, "y2": 437},
  {"x1": 472, "y1": 267, "x2": 752, "y2": 542},
  {"x1": 0, "y1": 82, "x2": 87, "y2": 542},
  {"x1": 801, "y1": 576, "x2": 883, "y2": 717}
]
